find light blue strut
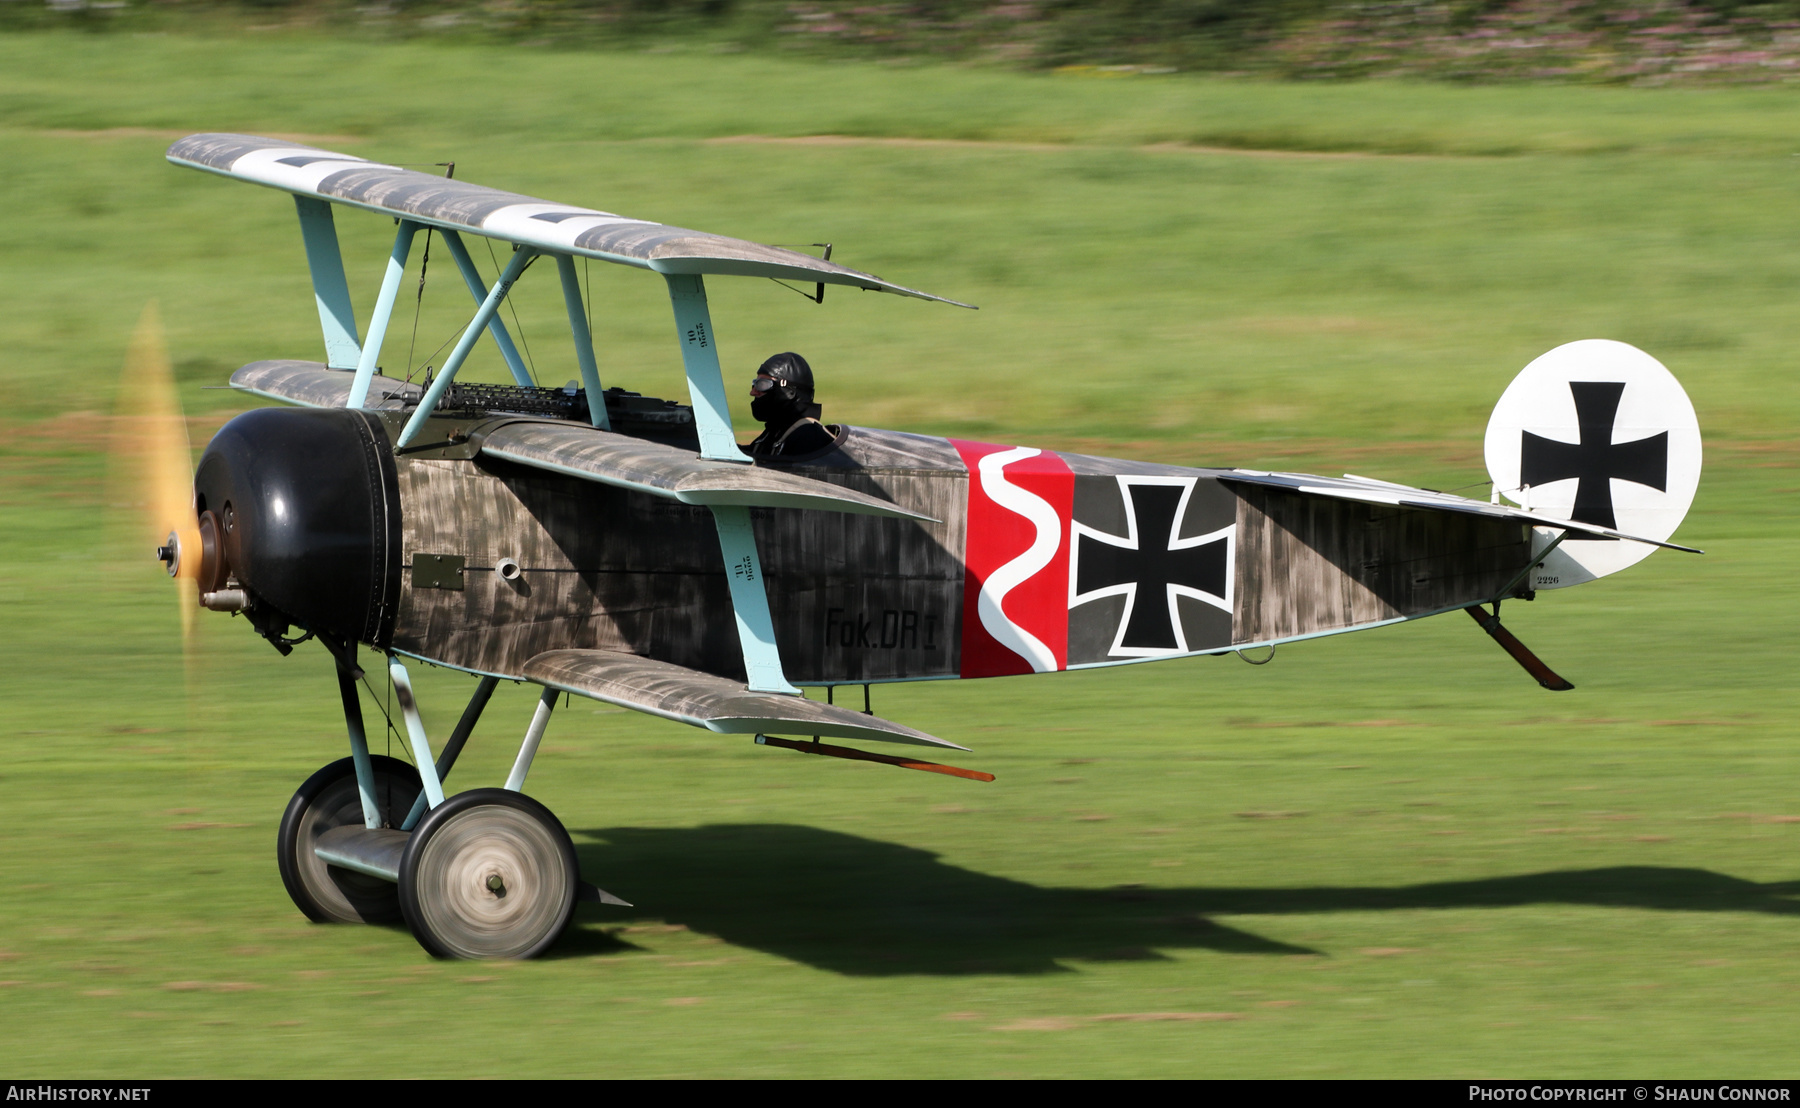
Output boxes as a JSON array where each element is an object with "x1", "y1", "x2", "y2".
[
  {"x1": 556, "y1": 254, "x2": 609, "y2": 430},
  {"x1": 711, "y1": 505, "x2": 799, "y2": 695},
  {"x1": 387, "y1": 657, "x2": 446, "y2": 809},
  {"x1": 505, "y1": 688, "x2": 559, "y2": 791},
  {"x1": 395, "y1": 245, "x2": 536, "y2": 449},
  {"x1": 664, "y1": 274, "x2": 747, "y2": 463},
  {"x1": 439, "y1": 229, "x2": 536, "y2": 388},
  {"x1": 399, "y1": 674, "x2": 501, "y2": 832},
  {"x1": 335, "y1": 656, "x2": 382, "y2": 830},
  {"x1": 346, "y1": 220, "x2": 418, "y2": 409},
  {"x1": 292, "y1": 196, "x2": 361, "y2": 370},
  {"x1": 666, "y1": 274, "x2": 798, "y2": 692}
]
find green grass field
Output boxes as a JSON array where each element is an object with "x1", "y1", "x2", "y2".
[{"x1": 1, "y1": 30, "x2": 1797, "y2": 1077}]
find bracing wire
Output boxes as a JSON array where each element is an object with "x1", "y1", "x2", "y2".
[
  {"x1": 357, "y1": 667, "x2": 405, "y2": 764},
  {"x1": 405, "y1": 264, "x2": 423, "y2": 384},
  {"x1": 768, "y1": 276, "x2": 825, "y2": 303},
  {"x1": 406, "y1": 227, "x2": 434, "y2": 384},
  {"x1": 407, "y1": 324, "x2": 465, "y2": 392},
  {"x1": 485, "y1": 237, "x2": 538, "y2": 385},
  {"x1": 404, "y1": 162, "x2": 456, "y2": 384},
  {"x1": 1441, "y1": 479, "x2": 1494, "y2": 495}
]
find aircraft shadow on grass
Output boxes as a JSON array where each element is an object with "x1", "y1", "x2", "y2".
[{"x1": 557, "y1": 824, "x2": 1800, "y2": 974}]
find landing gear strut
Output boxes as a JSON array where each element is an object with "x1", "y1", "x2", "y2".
[{"x1": 275, "y1": 653, "x2": 616, "y2": 959}]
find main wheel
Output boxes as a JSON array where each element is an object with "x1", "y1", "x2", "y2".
[
  {"x1": 277, "y1": 755, "x2": 422, "y2": 924},
  {"x1": 398, "y1": 788, "x2": 579, "y2": 960}
]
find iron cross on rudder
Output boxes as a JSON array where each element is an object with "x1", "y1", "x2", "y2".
[{"x1": 1520, "y1": 381, "x2": 1667, "y2": 530}]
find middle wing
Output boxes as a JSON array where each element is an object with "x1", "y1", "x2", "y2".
[
  {"x1": 479, "y1": 421, "x2": 932, "y2": 520},
  {"x1": 226, "y1": 359, "x2": 929, "y2": 520}
]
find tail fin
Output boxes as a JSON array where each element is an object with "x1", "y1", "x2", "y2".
[{"x1": 1483, "y1": 339, "x2": 1701, "y2": 590}]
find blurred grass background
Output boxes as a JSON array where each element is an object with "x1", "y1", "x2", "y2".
[
  {"x1": 21, "y1": 0, "x2": 1800, "y2": 83},
  {"x1": 0, "y1": 29, "x2": 1796, "y2": 1077}
]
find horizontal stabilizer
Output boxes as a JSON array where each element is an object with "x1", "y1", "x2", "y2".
[
  {"x1": 523, "y1": 649, "x2": 966, "y2": 750},
  {"x1": 1219, "y1": 470, "x2": 1700, "y2": 553},
  {"x1": 481, "y1": 422, "x2": 931, "y2": 521},
  {"x1": 168, "y1": 133, "x2": 972, "y2": 306}
]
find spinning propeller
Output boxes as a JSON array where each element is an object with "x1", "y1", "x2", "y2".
[{"x1": 113, "y1": 302, "x2": 200, "y2": 648}]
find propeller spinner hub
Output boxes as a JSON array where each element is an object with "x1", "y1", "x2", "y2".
[{"x1": 157, "y1": 531, "x2": 180, "y2": 578}]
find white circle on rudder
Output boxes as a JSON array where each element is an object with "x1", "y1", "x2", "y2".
[{"x1": 1483, "y1": 339, "x2": 1700, "y2": 587}]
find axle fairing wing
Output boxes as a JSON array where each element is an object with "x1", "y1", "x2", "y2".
[{"x1": 167, "y1": 133, "x2": 970, "y2": 305}]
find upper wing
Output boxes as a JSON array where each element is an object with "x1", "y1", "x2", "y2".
[
  {"x1": 1219, "y1": 469, "x2": 1701, "y2": 553},
  {"x1": 167, "y1": 133, "x2": 972, "y2": 307}
]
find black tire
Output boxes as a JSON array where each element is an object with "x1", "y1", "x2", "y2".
[
  {"x1": 398, "y1": 788, "x2": 579, "y2": 960},
  {"x1": 277, "y1": 755, "x2": 422, "y2": 924}
]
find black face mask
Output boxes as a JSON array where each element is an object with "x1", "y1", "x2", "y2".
[
  {"x1": 750, "y1": 390, "x2": 784, "y2": 423},
  {"x1": 751, "y1": 382, "x2": 805, "y2": 424}
]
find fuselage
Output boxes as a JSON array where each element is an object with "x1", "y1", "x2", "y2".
[
  {"x1": 196, "y1": 374, "x2": 1533, "y2": 687},
  {"x1": 407, "y1": 421, "x2": 1527, "y2": 685}
]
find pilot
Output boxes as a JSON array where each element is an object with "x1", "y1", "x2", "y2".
[{"x1": 747, "y1": 351, "x2": 835, "y2": 457}]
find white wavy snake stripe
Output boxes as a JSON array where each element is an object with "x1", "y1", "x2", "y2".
[{"x1": 974, "y1": 447, "x2": 1064, "y2": 673}]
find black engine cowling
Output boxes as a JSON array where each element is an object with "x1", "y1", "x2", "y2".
[{"x1": 193, "y1": 407, "x2": 402, "y2": 647}]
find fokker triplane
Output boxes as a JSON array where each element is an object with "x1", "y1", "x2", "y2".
[{"x1": 148, "y1": 133, "x2": 1703, "y2": 959}]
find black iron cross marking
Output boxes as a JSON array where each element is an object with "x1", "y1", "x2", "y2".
[
  {"x1": 1074, "y1": 482, "x2": 1230, "y2": 653},
  {"x1": 1520, "y1": 381, "x2": 1667, "y2": 530}
]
